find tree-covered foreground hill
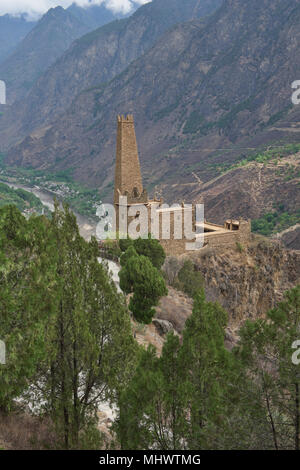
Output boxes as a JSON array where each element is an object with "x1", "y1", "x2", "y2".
[
  {"x1": 0, "y1": 203, "x2": 300, "y2": 449},
  {"x1": 0, "y1": 203, "x2": 137, "y2": 449}
]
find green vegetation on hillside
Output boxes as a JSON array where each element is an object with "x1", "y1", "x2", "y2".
[
  {"x1": 119, "y1": 234, "x2": 166, "y2": 269},
  {"x1": 183, "y1": 111, "x2": 206, "y2": 135},
  {"x1": 1, "y1": 203, "x2": 300, "y2": 449},
  {"x1": 252, "y1": 204, "x2": 300, "y2": 237},
  {"x1": 117, "y1": 285, "x2": 300, "y2": 450},
  {"x1": 119, "y1": 244, "x2": 168, "y2": 324},
  {"x1": 236, "y1": 286, "x2": 300, "y2": 450},
  {"x1": 218, "y1": 143, "x2": 300, "y2": 175},
  {"x1": 0, "y1": 160, "x2": 101, "y2": 220},
  {"x1": 174, "y1": 260, "x2": 205, "y2": 298},
  {"x1": 0, "y1": 182, "x2": 45, "y2": 213}
]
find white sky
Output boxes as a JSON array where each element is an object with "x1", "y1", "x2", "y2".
[{"x1": 0, "y1": 1, "x2": 151, "y2": 19}]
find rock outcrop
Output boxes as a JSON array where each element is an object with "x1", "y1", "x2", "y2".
[
  {"x1": 275, "y1": 224, "x2": 300, "y2": 251},
  {"x1": 189, "y1": 240, "x2": 300, "y2": 326},
  {"x1": 152, "y1": 240, "x2": 299, "y2": 349}
]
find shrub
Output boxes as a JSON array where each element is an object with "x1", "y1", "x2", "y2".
[
  {"x1": 103, "y1": 238, "x2": 121, "y2": 259},
  {"x1": 119, "y1": 237, "x2": 134, "y2": 253},
  {"x1": 236, "y1": 242, "x2": 244, "y2": 253},
  {"x1": 174, "y1": 260, "x2": 204, "y2": 298},
  {"x1": 119, "y1": 248, "x2": 168, "y2": 324},
  {"x1": 162, "y1": 256, "x2": 182, "y2": 285},
  {"x1": 120, "y1": 234, "x2": 166, "y2": 270},
  {"x1": 134, "y1": 235, "x2": 166, "y2": 269}
]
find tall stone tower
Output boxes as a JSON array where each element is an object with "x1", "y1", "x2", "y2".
[
  {"x1": 114, "y1": 115, "x2": 148, "y2": 234},
  {"x1": 114, "y1": 115, "x2": 147, "y2": 203}
]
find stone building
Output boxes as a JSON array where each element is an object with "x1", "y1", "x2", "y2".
[{"x1": 113, "y1": 115, "x2": 251, "y2": 255}]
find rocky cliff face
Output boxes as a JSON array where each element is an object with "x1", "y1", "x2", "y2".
[
  {"x1": 190, "y1": 240, "x2": 300, "y2": 325},
  {"x1": 152, "y1": 240, "x2": 300, "y2": 347}
]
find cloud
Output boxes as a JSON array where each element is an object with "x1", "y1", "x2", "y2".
[{"x1": 0, "y1": 1, "x2": 151, "y2": 20}]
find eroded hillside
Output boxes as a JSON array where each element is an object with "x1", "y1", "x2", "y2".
[
  {"x1": 154, "y1": 240, "x2": 300, "y2": 341},
  {"x1": 161, "y1": 151, "x2": 300, "y2": 222}
]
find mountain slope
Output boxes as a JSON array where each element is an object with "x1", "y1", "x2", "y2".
[
  {"x1": 0, "y1": 0, "x2": 223, "y2": 147},
  {"x1": 0, "y1": 7, "x2": 89, "y2": 104},
  {"x1": 0, "y1": 14, "x2": 36, "y2": 64},
  {"x1": 0, "y1": 2, "x2": 134, "y2": 70},
  {"x1": 187, "y1": 153, "x2": 300, "y2": 225},
  {"x1": 5, "y1": 0, "x2": 300, "y2": 194}
]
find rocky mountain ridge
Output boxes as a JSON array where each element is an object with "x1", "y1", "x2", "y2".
[
  {"x1": 0, "y1": 7, "x2": 90, "y2": 104},
  {"x1": 0, "y1": 14, "x2": 35, "y2": 64},
  {"x1": 0, "y1": 2, "x2": 134, "y2": 68}
]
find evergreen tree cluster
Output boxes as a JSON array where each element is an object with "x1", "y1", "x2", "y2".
[
  {"x1": 0, "y1": 203, "x2": 137, "y2": 449},
  {"x1": 116, "y1": 286, "x2": 300, "y2": 450},
  {"x1": 1, "y1": 203, "x2": 300, "y2": 450},
  {"x1": 118, "y1": 235, "x2": 168, "y2": 324}
]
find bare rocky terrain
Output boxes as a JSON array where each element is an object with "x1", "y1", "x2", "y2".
[
  {"x1": 276, "y1": 225, "x2": 300, "y2": 250},
  {"x1": 160, "y1": 154, "x2": 300, "y2": 222}
]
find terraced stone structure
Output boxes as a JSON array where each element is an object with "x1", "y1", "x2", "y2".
[{"x1": 113, "y1": 115, "x2": 251, "y2": 255}]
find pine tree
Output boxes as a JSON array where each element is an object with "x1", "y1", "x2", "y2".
[
  {"x1": 0, "y1": 205, "x2": 55, "y2": 411},
  {"x1": 33, "y1": 203, "x2": 138, "y2": 449},
  {"x1": 119, "y1": 248, "x2": 167, "y2": 324},
  {"x1": 133, "y1": 235, "x2": 166, "y2": 269},
  {"x1": 119, "y1": 234, "x2": 166, "y2": 269},
  {"x1": 117, "y1": 289, "x2": 234, "y2": 450},
  {"x1": 181, "y1": 290, "x2": 232, "y2": 449},
  {"x1": 117, "y1": 333, "x2": 188, "y2": 450},
  {"x1": 236, "y1": 285, "x2": 300, "y2": 450}
]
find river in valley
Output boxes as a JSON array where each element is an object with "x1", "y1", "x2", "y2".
[
  {"x1": 2, "y1": 181, "x2": 97, "y2": 241},
  {"x1": 3, "y1": 180, "x2": 122, "y2": 287}
]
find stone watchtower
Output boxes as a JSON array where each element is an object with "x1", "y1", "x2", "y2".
[
  {"x1": 112, "y1": 114, "x2": 251, "y2": 253},
  {"x1": 114, "y1": 115, "x2": 148, "y2": 234}
]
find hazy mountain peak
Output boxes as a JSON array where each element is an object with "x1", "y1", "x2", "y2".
[{"x1": 0, "y1": 6, "x2": 88, "y2": 103}]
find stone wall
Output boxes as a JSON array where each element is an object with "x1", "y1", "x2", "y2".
[{"x1": 161, "y1": 220, "x2": 252, "y2": 255}]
